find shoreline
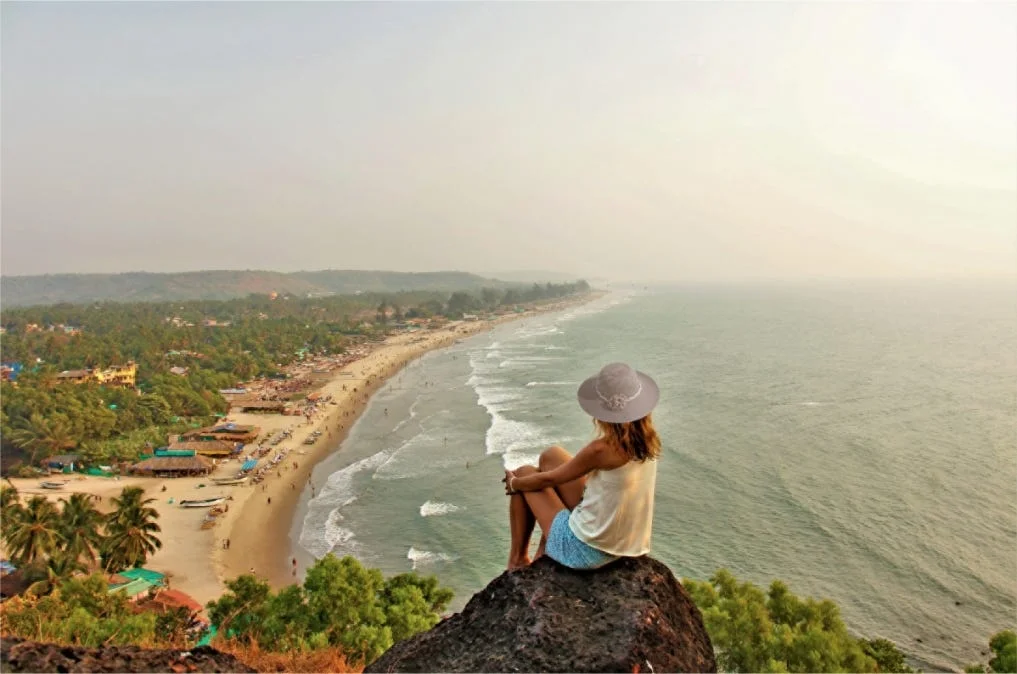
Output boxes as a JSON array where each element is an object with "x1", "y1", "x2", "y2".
[
  {"x1": 218, "y1": 292, "x2": 605, "y2": 593},
  {"x1": 3, "y1": 293, "x2": 604, "y2": 608}
]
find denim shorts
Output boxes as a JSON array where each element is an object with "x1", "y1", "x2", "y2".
[{"x1": 545, "y1": 509, "x2": 619, "y2": 570}]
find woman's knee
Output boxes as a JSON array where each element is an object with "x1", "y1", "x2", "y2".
[
  {"x1": 539, "y1": 445, "x2": 571, "y2": 471},
  {"x1": 514, "y1": 464, "x2": 539, "y2": 476}
]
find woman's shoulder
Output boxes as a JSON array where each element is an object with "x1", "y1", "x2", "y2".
[{"x1": 585, "y1": 438, "x2": 630, "y2": 470}]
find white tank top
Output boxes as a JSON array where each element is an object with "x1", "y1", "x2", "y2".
[{"x1": 568, "y1": 458, "x2": 657, "y2": 556}]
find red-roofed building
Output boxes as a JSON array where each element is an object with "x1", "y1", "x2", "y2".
[{"x1": 134, "y1": 588, "x2": 205, "y2": 618}]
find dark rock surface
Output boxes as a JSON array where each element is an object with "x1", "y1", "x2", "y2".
[
  {"x1": 0, "y1": 637, "x2": 255, "y2": 673},
  {"x1": 367, "y1": 555, "x2": 716, "y2": 673}
]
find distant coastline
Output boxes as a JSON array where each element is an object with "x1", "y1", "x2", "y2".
[{"x1": 0, "y1": 268, "x2": 591, "y2": 307}]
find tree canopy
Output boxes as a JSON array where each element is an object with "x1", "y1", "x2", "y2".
[
  {"x1": 1, "y1": 282, "x2": 590, "y2": 468},
  {"x1": 207, "y1": 554, "x2": 454, "y2": 664},
  {"x1": 966, "y1": 630, "x2": 1017, "y2": 673},
  {"x1": 1, "y1": 484, "x2": 161, "y2": 577},
  {"x1": 684, "y1": 569, "x2": 878, "y2": 673}
]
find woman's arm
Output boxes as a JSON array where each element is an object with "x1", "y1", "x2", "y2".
[{"x1": 509, "y1": 443, "x2": 607, "y2": 493}]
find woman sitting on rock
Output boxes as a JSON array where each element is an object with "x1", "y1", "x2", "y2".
[{"x1": 504, "y1": 362, "x2": 660, "y2": 570}]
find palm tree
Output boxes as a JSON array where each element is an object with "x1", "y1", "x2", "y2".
[
  {"x1": 5, "y1": 495, "x2": 60, "y2": 566},
  {"x1": 8, "y1": 413, "x2": 76, "y2": 465},
  {"x1": 1, "y1": 484, "x2": 23, "y2": 542},
  {"x1": 59, "y1": 493, "x2": 105, "y2": 568},
  {"x1": 103, "y1": 487, "x2": 162, "y2": 572},
  {"x1": 24, "y1": 551, "x2": 87, "y2": 596}
]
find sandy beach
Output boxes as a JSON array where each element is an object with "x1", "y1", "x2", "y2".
[{"x1": 6, "y1": 295, "x2": 598, "y2": 609}]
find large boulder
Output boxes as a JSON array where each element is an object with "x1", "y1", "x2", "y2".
[
  {"x1": 0, "y1": 638, "x2": 255, "y2": 673},
  {"x1": 367, "y1": 556, "x2": 716, "y2": 673}
]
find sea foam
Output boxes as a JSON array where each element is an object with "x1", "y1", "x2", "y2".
[
  {"x1": 407, "y1": 546, "x2": 459, "y2": 570},
  {"x1": 420, "y1": 500, "x2": 463, "y2": 517},
  {"x1": 298, "y1": 450, "x2": 390, "y2": 558}
]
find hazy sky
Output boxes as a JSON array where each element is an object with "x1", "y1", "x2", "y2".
[{"x1": 2, "y1": 1, "x2": 1015, "y2": 282}]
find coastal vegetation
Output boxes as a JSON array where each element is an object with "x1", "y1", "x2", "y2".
[
  {"x1": 1, "y1": 574, "x2": 172, "y2": 648},
  {"x1": 0, "y1": 549, "x2": 452, "y2": 669},
  {"x1": 0, "y1": 484, "x2": 161, "y2": 578},
  {"x1": 0, "y1": 282, "x2": 590, "y2": 468},
  {"x1": 684, "y1": 569, "x2": 1014, "y2": 673},
  {"x1": 0, "y1": 269, "x2": 541, "y2": 307},
  {"x1": 965, "y1": 631, "x2": 1017, "y2": 674},
  {"x1": 3, "y1": 510, "x2": 1012, "y2": 674},
  {"x1": 207, "y1": 555, "x2": 454, "y2": 663}
]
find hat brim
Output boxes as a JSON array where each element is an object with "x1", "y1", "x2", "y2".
[{"x1": 577, "y1": 370, "x2": 659, "y2": 424}]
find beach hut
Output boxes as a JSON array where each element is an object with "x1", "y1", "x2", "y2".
[
  {"x1": 118, "y1": 567, "x2": 166, "y2": 585},
  {"x1": 43, "y1": 453, "x2": 82, "y2": 472},
  {"x1": 108, "y1": 577, "x2": 155, "y2": 601},
  {"x1": 154, "y1": 449, "x2": 197, "y2": 458},
  {"x1": 167, "y1": 440, "x2": 237, "y2": 458},
  {"x1": 148, "y1": 589, "x2": 203, "y2": 614},
  {"x1": 179, "y1": 423, "x2": 260, "y2": 444},
  {"x1": 230, "y1": 399, "x2": 287, "y2": 414},
  {"x1": 130, "y1": 454, "x2": 214, "y2": 477}
]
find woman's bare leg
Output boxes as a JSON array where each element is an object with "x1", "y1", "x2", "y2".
[
  {"x1": 508, "y1": 490, "x2": 535, "y2": 569},
  {"x1": 509, "y1": 464, "x2": 567, "y2": 563},
  {"x1": 533, "y1": 446, "x2": 587, "y2": 559}
]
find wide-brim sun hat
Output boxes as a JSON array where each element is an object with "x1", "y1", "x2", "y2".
[{"x1": 577, "y1": 362, "x2": 659, "y2": 424}]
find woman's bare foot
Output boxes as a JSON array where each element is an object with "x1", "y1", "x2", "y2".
[{"x1": 507, "y1": 556, "x2": 532, "y2": 570}]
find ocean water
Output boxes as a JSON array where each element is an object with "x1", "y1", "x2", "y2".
[{"x1": 292, "y1": 282, "x2": 1017, "y2": 670}]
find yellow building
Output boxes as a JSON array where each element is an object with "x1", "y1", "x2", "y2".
[
  {"x1": 96, "y1": 362, "x2": 137, "y2": 387},
  {"x1": 56, "y1": 361, "x2": 137, "y2": 387}
]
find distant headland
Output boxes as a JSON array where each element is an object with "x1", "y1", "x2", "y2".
[{"x1": 0, "y1": 269, "x2": 591, "y2": 308}]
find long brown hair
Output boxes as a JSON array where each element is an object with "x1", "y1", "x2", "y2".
[{"x1": 595, "y1": 413, "x2": 660, "y2": 462}]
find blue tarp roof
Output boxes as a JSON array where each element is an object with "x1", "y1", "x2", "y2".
[
  {"x1": 108, "y1": 578, "x2": 154, "y2": 596},
  {"x1": 119, "y1": 567, "x2": 165, "y2": 584},
  {"x1": 241, "y1": 459, "x2": 258, "y2": 471}
]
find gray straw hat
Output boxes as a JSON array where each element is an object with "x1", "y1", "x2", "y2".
[{"x1": 577, "y1": 362, "x2": 659, "y2": 424}]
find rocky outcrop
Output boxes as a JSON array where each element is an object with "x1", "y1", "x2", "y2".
[
  {"x1": 0, "y1": 638, "x2": 255, "y2": 673},
  {"x1": 367, "y1": 556, "x2": 716, "y2": 673}
]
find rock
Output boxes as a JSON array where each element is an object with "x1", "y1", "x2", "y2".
[
  {"x1": 0, "y1": 637, "x2": 255, "y2": 673},
  {"x1": 367, "y1": 556, "x2": 716, "y2": 673}
]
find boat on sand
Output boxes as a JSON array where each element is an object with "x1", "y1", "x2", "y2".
[
  {"x1": 211, "y1": 476, "x2": 248, "y2": 486},
  {"x1": 179, "y1": 496, "x2": 227, "y2": 508}
]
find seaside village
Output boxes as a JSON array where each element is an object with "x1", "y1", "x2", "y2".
[{"x1": 0, "y1": 303, "x2": 572, "y2": 638}]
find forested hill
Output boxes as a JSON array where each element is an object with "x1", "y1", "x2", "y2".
[{"x1": 0, "y1": 270, "x2": 516, "y2": 307}]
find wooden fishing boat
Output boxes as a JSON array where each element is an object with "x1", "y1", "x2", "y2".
[
  {"x1": 211, "y1": 476, "x2": 248, "y2": 486},
  {"x1": 39, "y1": 481, "x2": 66, "y2": 490},
  {"x1": 179, "y1": 496, "x2": 226, "y2": 508}
]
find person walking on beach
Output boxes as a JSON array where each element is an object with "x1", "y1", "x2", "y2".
[{"x1": 502, "y1": 363, "x2": 660, "y2": 571}]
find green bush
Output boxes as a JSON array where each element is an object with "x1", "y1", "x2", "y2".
[
  {"x1": 0, "y1": 574, "x2": 160, "y2": 647},
  {"x1": 684, "y1": 570, "x2": 880, "y2": 673},
  {"x1": 966, "y1": 630, "x2": 1017, "y2": 673},
  {"x1": 207, "y1": 554, "x2": 454, "y2": 665}
]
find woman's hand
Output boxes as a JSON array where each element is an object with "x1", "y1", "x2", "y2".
[{"x1": 503, "y1": 469, "x2": 517, "y2": 495}]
